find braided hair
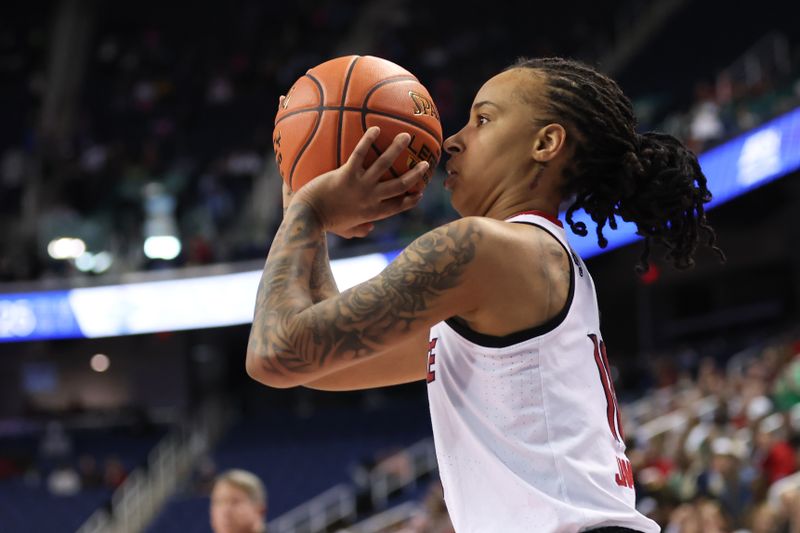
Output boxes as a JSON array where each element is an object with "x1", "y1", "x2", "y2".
[{"x1": 508, "y1": 57, "x2": 725, "y2": 271}]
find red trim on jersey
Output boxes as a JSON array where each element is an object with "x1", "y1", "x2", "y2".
[
  {"x1": 589, "y1": 334, "x2": 621, "y2": 443},
  {"x1": 599, "y1": 340, "x2": 626, "y2": 442},
  {"x1": 509, "y1": 210, "x2": 564, "y2": 228}
]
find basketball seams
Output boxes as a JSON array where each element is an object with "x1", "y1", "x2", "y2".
[
  {"x1": 362, "y1": 76, "x2": 443, "y2": 145},
  {"x1": 337, "y1": 56, "x2": 360, "y2": 167},
  {"x1": 276, "y1": 62, "x2": 441, "y2": 190},
  {"x1": 275, "y1": 76, "x2": 442, "y2": 145},
  {"x1": 276, "y1": 105, "x2": 360, "y2": 125},
  {"x1": 359, "y1": 75, "x2": 441, "y2": 178},
  {"x1": 364, "y1": 109, "x2": 443, "y2": 145},
  {"x1": 362, "y1": 75, "x2": 419, "y2": 105},
  {"x1": 279, "y1": 106, "x2": 442, "y2": 144},
  {"x1": 360, "y1": 108, "x2": 400, "y2": 179},
  {"x1": 288, "y1": 74, "x2": 325, "y2": 190}
]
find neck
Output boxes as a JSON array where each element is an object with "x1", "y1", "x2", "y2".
[
  {"x1": 478, "y1": 166, "x2": 564, "y2": 221},
  {"x1": 482, "y1": 197, "x2": 561, "y2": 222}
]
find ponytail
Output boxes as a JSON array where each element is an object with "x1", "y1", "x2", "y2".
[{"x1": 511, "y1": 57, "x2": 725, "y2": 271}]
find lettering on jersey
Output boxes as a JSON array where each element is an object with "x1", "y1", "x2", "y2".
[
  {"x1": 570, "y1": 249, "x2": 584, "y2": 277},
  {"x1": 615, "y1": 457, "x2": 634, "y2": 489},
  {"x1": 426, "y1": 338, "x2": 438, "y2": 383}
]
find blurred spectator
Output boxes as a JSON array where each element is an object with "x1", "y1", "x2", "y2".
[
  {"x1": 697, "y1": 437, "x2": 752, "y2": 526},
  {"x1": 78, "y1": 454, "x2": 103, "y2": 489},
  {"x1": 192, "y1": 454, "x2": 219, "y2": 495},
  {"x1": 401, "y1": 480, "x2": 454, "y2": 533},
  {"x1": 373, "y1": 447, "x2": 413, "y2": 488},
  {"x1": 773, "y1": 353, "x2": 800, "y2": 412},
  {"x1": 624, "y1": 335, "x2": 800, "y2": 530},
  {"x1": 210, "y1": 469, "x2": 267, "y2": 533},
  {"x1": 103, "y1": 456, "x2": 127, "y2": 490},
  {"x1": 748, "y1": 501, "x2": 781, "y2": 533},
  {"x1": 755, "y1": 428, "x2": 797, "y2": 488},
  {"x1": 664, "y1": 499, "x2": 729, "y2": 533},
  {"x1": 687, "y1": 82, "x2": 725, "y2": 153},
  {"x1": 2, "y1": 4, "x2": 796, "y2": 282},
  {"x1": 47, "y1": 460, "x2": 81, "y2": 496},
  {"x1": 39, "y1": 421, "x2": 73, "y2": 462}
]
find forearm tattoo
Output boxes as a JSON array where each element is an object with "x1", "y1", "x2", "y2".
[
  {"x1": 309, "y1": 237, "x2": 338, "y2": 302},
  {"x1": 284, "y1": 188, "x2": 337, "y2": 303},
  {"x1": 247, "y1": 202, "x2": 481, "y2": 381}
]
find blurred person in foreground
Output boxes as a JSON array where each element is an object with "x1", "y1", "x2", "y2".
[{"x1": 210, "y1": 469, "x2": 267, "y2": 533}]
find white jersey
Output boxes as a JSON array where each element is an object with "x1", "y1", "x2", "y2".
[{"x1": 426, "y1": 212, "x2": 660, "y2": 533}]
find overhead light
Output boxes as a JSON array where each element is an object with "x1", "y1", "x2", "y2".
[
  {"x1": 90, "y1": 353, "x2": 110, "y2": 372},
  {"x1": 144, "y1": 236, "x2": 181, "y2": 260},
  {"x1": 92, "y1": 252, "x2": 113, "y2": 273},
  {"x1": 47, "y1": 238, "x2": 86, "y2": 260},
  {"x1": 75, "y1": 252, "x2": 96, "y2": 272}
]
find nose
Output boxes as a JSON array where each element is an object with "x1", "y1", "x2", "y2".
[{"x1": 443, "y1": 130, "x2": 464, "y2": 155}]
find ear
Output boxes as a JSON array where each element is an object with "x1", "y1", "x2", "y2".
[{"x1": 531, "y1": 123, "x2": 567, "y2": 163}]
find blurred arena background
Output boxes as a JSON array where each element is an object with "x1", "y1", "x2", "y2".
[{"x1": 1, "y1": 0, "x2": 800, "y2": 531}]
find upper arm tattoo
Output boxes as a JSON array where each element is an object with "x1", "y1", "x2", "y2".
[{"x1": 248, "y1": 208, "x2": 483, "y2": 380}]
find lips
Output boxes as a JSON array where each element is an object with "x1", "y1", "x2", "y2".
[{"x1": 444, "y1": 164, "x2": 458, "y2": 190}]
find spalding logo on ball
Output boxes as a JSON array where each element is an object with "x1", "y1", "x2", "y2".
[{"x1": 273, "y1": 55, "x2": 443, "y2": 193}]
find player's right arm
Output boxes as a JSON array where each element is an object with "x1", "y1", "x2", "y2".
[
  {"x1": 282, "y1": 183, "x2": 429, "y2": 391},
  {"x1": 245, "y1": 128, "x2": 486, "y2": 389},
  {"x1": 302, "y1": 331, "x2": 428, "y2": 391}
]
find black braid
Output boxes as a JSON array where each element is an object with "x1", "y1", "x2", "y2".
[{"x1": 508, "y1": 57, "x2": 725, "y2": 271}]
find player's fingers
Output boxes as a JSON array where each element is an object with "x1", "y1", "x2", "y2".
[
  {"x1": 338, "y1": 222, "x2": 374, "y2": 239},
  {"x1": 373, "y1": 191, "x2": 423, "y2": 221},
  {"x1": 364, "y1": 133, "x2": 411, "y2": 182},
  {"x1": 375, "y1": 162, "x2": 428, "y2": 199},
  {"x1": 346, "y1": 127, "x2": 381, "y2": 170},
  {"x1": 352, "y1": 223, "x2": 374, "y2": 237}
]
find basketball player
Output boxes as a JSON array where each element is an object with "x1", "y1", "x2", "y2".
[
  {"x1": 210, "y1": 469, "x2": 267, "y2": 533},
  {"x1": 246, "y1": 58, "x2": 724, "y2": 532}
]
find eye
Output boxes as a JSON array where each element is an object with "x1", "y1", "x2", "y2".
[{"x1": 476, "y1": 115, "x2": 489, "y2": 126}]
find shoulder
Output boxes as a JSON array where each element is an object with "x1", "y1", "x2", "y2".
[
  {"x1": 403, "y1": 217, "x2": 567, "y2": 265},
  {"x1": 369, "y1": 218, "x2": 496, "y2": 320},
  {"x1": 388, "y1": 217, "x2": 487, "y2": 275},
  {"x1": 379, "y1": 218, "x2": 499, "y2": 301},
  {"x1": 399, "y1": 217, "x2": 504, "y2": 267}
]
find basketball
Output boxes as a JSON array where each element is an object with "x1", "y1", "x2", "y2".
[{"x1": 273, "y1": 55, "x2": 443, "y2": 193}]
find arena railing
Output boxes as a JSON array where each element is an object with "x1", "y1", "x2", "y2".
[
  {"x1": 268, "y1": 484, "x2": 356, "y2": 533},
  {"x1": 339, "y1": 501, "x2": 419, "y2": 533},
  {"x1": 76, "y1": 397, "x2": 232, "y2": 533},
  {"x1": 267, "y1": 437, "x2": 436, "y2": 533}
]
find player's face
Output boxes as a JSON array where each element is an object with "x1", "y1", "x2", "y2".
[
  {"x1": 443, "y1": 69, "x2": 547, "y2": 216},
  {"x1": 210, "y1": 481, "x2": 264, "y2": 533}
]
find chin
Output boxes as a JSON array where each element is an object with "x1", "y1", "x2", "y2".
[{"x1": 449, "y1": 198, "x2": 466, "y2": 218}]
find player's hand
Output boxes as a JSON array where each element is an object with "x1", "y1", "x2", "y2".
[
  {"x1": 283, "y1": 181, "x2": 374, "y2": 239},
  {"x1": 293, "y1": 127, "x2": 427, "y2": 238},
  {"x1": 282, "y1": 181, "x2": 292, "y2": 215}
]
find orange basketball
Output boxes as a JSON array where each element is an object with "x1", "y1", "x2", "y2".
[{"x1": 273, "y1": 55, "x2": 443, "y2": 193}]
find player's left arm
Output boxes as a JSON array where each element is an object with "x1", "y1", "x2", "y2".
[{"x1": 245, "y1": 207, "x2": 487, "y2": 389}]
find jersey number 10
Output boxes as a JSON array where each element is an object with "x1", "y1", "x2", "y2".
[{"x1": 588, "y1": 334, "x2": 625, "y2": 443}]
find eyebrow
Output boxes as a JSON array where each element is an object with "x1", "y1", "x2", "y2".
[{"x1": 471, "y1": 100, "x2": 501, "y2": 111}]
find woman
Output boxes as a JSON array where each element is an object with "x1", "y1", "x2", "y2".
[{"x1": 246, "y1": 57, "x2": 723, "y2": 532}]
